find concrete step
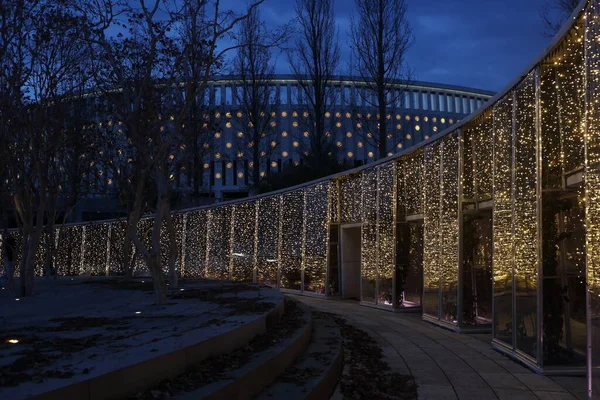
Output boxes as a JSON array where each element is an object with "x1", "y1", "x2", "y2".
[
  {"x1": 255, "y1": 310, "x2": 343, "y2": 400},
  {"x1": 176, "y1": 298, "x2": 312, "y2": 400}
]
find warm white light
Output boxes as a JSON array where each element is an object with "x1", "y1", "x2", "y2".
[{"x1": 7, "y1": 339, "x2": 19, "y2": 344}]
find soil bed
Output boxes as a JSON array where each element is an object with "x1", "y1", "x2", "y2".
[
  {"x1": 331, "y1": 315, "x2": 418, "y2": 400},
  {"x1": 131, "y1": 299, "x2": 305, "y2": 399},
  {"x1": 0, "y1": 277, "x2": 282, "y2": 399}
]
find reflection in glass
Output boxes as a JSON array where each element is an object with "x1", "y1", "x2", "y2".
[{"x1": 462, "y1": 214, "x2": 493, "y2": 326}]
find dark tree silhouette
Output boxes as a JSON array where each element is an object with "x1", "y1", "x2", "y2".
[
  {"x1": 289, "y1": 0, "x2": 341, "y2": 172},
  {"x1": 349, "y1": 0, "x2": 414, "y2": 160}
]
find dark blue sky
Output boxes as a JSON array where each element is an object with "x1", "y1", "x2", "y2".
[{"x1": 253, "y1": 0, "x2": 557, "y2": 93}]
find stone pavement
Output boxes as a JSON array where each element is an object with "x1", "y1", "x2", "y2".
[{"x1": 289, "y1": 295, "x2": 587, "y2": 400}]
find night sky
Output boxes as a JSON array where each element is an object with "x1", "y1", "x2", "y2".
[{"x1": 249, "y1": 0, "x2": 562, "y2": 93}]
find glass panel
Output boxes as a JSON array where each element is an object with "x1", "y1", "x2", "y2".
[
  {"x1": 35, "y1": 230, "x2": 52, "y2": 277},
  {"x1": 407, "y1": 223, "x2": 424, "y2": 306},
  {"x1": 404, "y1": 150, "x2": 424, "y2": 216},
  {"x1": 231, "y1": 201, "x2": 256, "y2": 282},
  {"x1": 330, "y1": 180, "x2": 341, "y2": 224},
  {"x1": 396, "y1": 223, "x2": 423, "y2": 307},
  {"x1": 55, "y1": 225, "x2": 83, "y2": 276},
  {"x1": 185, "y1": 210, "x2": 208, "y2": 278},
  {"x1": 588, "y1": 2, "x2": 600, "y2": 393},
  {"x1": 463, "y1": 214, "x2": 493, "y2": 326},
  {"x1": 475, "y1": 113, "x2": 494, "y2": 201},
  {"x1": 328, "y1": 225, "x2": 340, "y2": 296},
  {"x1": 256, "y1": 197, "x2": 279, "y2": 286},
  {"x1": 493, "y1": 95, "x2": 514, "y2": 346},
  {"x1": 361, "y1": 168, "x2": 377, "y2": 303},
  {"x1": 304, "y1": 182, "x2": 330, "y2": 294},
  {"x1": 463, "y1": 128, "x2": 475, "y2": 202},
  {"x1": 441, "y1": 134, "x2": 459, "y2": 324},
  {"x1": 423, "y1": 142, "x2": 441, "y2": 318},
  {"x1": 280, "y1": 190, "x2": 303, "y2": 290},
  {"x1": 514, "y1": 73, "x2": 538, "y2": 358},
  {"x1": 82, "y1": 223, "x2": 109, "y2": 276},
  {"x1": 108, "y1": 220, "x2": 127, "y2": 276},
  {"x1": 134, "y1": 218, "x2": 153, "y2": 276},
  {"x1": 543, "y1": 193, "x2": 586, "y2": 367},
  {"x1": 378, "y1": 163, "x2": 396, "y2": 306},
  {"x1": 206, "y1": 207, "x2": 232, "y2": 280},
  {"x1": 159, "y1": 214, "x2": 184, "y2": 276},
  {"x1": 340, "y1": 174, "x2": 362, "y2": 224}
]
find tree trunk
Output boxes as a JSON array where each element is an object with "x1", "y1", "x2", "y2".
[{"x1": 148, "y1": 254, "x2": 167, "y2": 304}]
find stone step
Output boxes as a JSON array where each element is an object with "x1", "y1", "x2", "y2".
[
  {"x1": 175, "y1": 298, "x2": 312, "y2": 400},
  {"x1": 255, "y1": 310, "x2": 343, "y2": 400}
]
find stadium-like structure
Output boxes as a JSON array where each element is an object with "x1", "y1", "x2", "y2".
[
  {"x1": 183, "y1": 76, "x2": 492, "y2": 200},
  {"x1": 3, "y1": 0, "x2": 600, "y2": 395}
]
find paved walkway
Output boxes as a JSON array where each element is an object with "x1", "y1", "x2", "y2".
[{"x1": 289, "y1": 295, "x2": 587, "y2": 400}]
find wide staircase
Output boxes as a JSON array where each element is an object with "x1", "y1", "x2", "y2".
[{"x1": 151, "y1": 296, "x2": 343, "y2": 400}]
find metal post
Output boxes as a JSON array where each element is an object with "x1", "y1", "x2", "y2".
[
  {"x1": 584, "y1": 3, "x2": 594, "y2": 398},
  {"x1": 458, "y1": 129, "x2": 465, "y2": 328},
  {"x1": 535, "y1": 66, "x2": 545, "y2": 369},
  {"x1": 511, "y1": 90, "x2": 517, "y2": 352}
]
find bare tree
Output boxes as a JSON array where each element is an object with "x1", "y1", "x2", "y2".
[
  {"x1": 349, "y1": 0, "x2": 414, "y2": 160},
  {"x1": 76, "y1": 0, "x2": 264, "y2": 303},
  {"x1": 232, "y1": 7, "x2": 279, "y2": 194},
  {"x1": 289, "y1": 0, "x2": 340, "y2": 171},
  {"x1": 0, "y1": 0, "x2": 95, "y2": 296},
  {"x1": 541, "y1": 0, "x2": 579, "y2": 37}
]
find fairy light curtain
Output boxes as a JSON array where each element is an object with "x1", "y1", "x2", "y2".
[
  {"x1": 279, "y1": 190, "x2": 304, "y2": 290},
  {"x1": 256, "y1": 196, "x2": 279, "y2": 286},
  {"x1": 303, "y1": 181, "x2": 330, "y2": 294}
]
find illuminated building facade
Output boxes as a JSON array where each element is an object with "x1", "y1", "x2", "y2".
[
  {"x1": 173, "y1": 77, "x2": 492, "y2": 199},
  {"x1": 5, "y1": 0, "x2": 600, "y2": 396}
]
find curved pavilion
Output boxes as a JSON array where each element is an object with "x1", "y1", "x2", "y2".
[{"x1": 2, "y1": 0, "x2": 600, "y2": 396}]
